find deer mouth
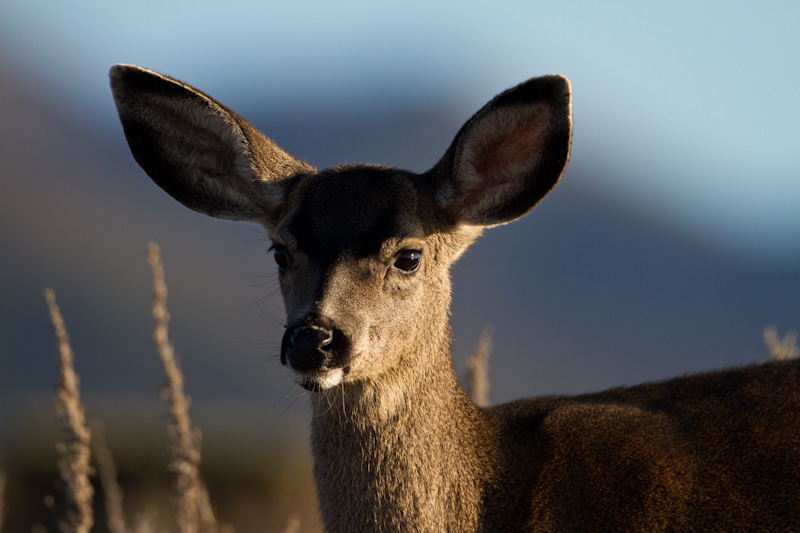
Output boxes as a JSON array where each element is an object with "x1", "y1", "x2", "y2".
[
  {"x1": 291, "y1": 367, "x2": 346, "y2": 392},
  {"x1": 280, "y1": 322, "x2": 355, "y2": 391}
]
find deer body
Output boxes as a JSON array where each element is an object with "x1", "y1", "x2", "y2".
[{"x1": 110, "y1": 65, "x2": 800, "y2": 532}]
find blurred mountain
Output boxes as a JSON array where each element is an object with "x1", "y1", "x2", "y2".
[{"x1": 1, "y1": 56, "x2": 798, "y2": 450}]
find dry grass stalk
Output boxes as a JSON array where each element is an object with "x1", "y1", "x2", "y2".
[
  {"x1": 280, "y1": 516, "x2": 300, "y2": 533},
  {"x1": 92, "y1": 422, "x2": 129, "y2": 533},
  {"x1": 147, "y1": 243, "x2": 218, "y2": 533},
  {"x1": 466, "y1": 325, "x2": 492, "y2": 407},
  {"x1": 0, "y1": 470, "x2": 6, "y2": 533},
  {"x1": 131, "y1": 506, "x2": 158, "y2": 533},
  {"x1": 44, "y1": 288, "x2": 95, "y2": 533},
  {"x1": 764, "y1": 326, "x2": 800, "y2": 361},
  {"x1": 196, "y1": 483, "x2": 221, "y2": 532}
]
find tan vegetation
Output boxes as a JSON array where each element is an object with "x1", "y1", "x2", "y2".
[
  {"x1": 91, "y1": 422, "x2": 127, "y2": 533},
  {"x1": 764, "y1": 325, "x2": 800, "y2": 361},
  {"x1": 29, "y1": 248, "x2": 239, "y2": 532},
  {"x1": 465, "y1": 325, "x2": 492, "y2": 407},
  {"x1": 45, "y1": 289, "x2": 95, "y2": 533},
  {"x1": 148, "y1": 243, "x2": 220, "y2": 533},
  {"x1": 0, "y1": 470, "x2": 6, "y2": 532}
]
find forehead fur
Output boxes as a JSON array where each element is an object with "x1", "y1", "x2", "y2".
[{"x1": 281, "y1": 165, "x2": 424, "y2": 261}]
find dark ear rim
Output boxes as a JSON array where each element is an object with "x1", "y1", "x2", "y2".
[
  {"x1": 110, "y1": 64, "x2": 195, "y2": 107},
  {"x1": 430, "y1": 74, "x2": 572, "y2": 226}
]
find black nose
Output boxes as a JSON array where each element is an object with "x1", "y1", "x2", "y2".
[{"x1": 281, "y1": 325, "x2": 333, "y2": 372}]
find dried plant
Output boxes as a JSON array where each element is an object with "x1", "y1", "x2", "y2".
[
  {"x1": 764, "y1": 326, "x2": 800, "y2": 361},
  {"x1": 44, "y1": 288, "x2": 95, "y2": 533},
  {"x1": 131, "y1": 506, "x2": 159, "y2": 533},
  {"x1": 92, "y1": 422, "x2": 129, "y2": 533},
  {"x1": 466, "y1": 325, "x2": 492, "y2": 407},
  {"x1": 147, "y1": 243, "x2": 219, "y2": 533},
  {"x1": 0, "y1": 470, "x2": 6, "y2": 533},
  {"x1": 280, "y1": 516, "x2": 300, "y2": 533}
]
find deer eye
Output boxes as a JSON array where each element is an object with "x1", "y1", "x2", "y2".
[
  {"x1": 271, "y1": 245, "x2": 290, "y2": 270},
  {"x1": 393, "y1": 250, "x2": 421, "y2": 273}
]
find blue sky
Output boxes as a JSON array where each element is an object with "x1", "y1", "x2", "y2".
[{"x1": 2, "y1": 0, "x2": 798, "y2": 262}]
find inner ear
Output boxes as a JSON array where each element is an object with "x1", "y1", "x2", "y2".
[
  {"x1": 460, "y1": 105, "x2": 551, "y2": 207},
  {"x1": 430, "y1": 75, "x2": 572, "y2": 228}
]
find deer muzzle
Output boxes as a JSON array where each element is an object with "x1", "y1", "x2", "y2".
[{"x1": 281, "y1": 324, "x2": 350, "y2": 390}]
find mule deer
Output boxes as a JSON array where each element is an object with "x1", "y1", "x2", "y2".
[{"x1": 110, "y1": 65, "x2": 800, "y2": 532}]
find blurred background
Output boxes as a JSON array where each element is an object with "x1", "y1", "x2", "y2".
[{"x1": 0, "y1": 1, "x2": 798, "y2": 531}]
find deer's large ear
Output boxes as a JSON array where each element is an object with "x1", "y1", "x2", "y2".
[
  {"x1": 431, "y1": 75, "x2": 572, "y2": 227},
  {"x1": 109, "y1": 64, "x2": 313, "y2": 223}
]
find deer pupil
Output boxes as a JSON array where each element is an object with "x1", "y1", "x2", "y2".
[
  {"x1": 394, "y1": 250, "x2": 421, "y2": 272},
  {"x1": 273, "y1": 247, "x2": 289, "y2": 269}
]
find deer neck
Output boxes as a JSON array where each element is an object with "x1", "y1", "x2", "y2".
[{"x1": 308, "y1": 321, "x2": 497, "y2": 532}]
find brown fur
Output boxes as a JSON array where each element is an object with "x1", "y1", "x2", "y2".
[{"x1": 110, "y1": 64, "x2": 800, "y2": 532}]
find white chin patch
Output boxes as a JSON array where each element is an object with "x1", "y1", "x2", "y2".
[{"x1": 292, "y1": 368, "x2": 344, "y2": 390}]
